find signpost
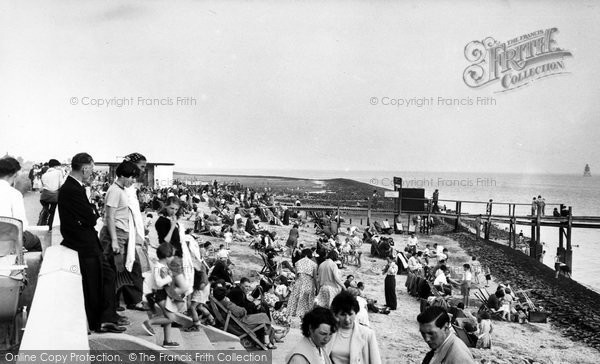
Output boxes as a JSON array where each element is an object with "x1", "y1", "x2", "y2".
[{"x1": 393, "y1": 177, "x2": 403, "y2": 233}]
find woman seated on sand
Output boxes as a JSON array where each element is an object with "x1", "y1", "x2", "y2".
[
  {"x1": 253, "y1": 280, "x2": 291, "y2": 341},
  {"x1": 433, "y1": 265, "x2": 455, "y2": 296},
  {"x1": 347, "y1": 287, "x2": 370, "y2": 327},
  {"x1": 245, "y1": 216, "x2": 258, "y2": 236},
  {"x1": 209, "y1": 255, "x2": 233, "y2": 284}
]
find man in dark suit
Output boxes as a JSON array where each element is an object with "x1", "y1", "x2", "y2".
[
  {"x1": 227, "y1": 277, "x2": 261, "y2": 314},
  {"x1": 58, "y1": 152, "x2": 126, "y2": 333}
]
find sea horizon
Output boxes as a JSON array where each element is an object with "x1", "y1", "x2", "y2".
[{"x1": 175, "y1": 168, "x2": 593, "y2": 178}]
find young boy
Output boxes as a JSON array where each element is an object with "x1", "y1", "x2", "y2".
[{"x1": 142, "y1": 243, "x2": 180, "y2": 348}]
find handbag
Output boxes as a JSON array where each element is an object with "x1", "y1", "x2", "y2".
[{"x1": 40, "y1": 189, "x2": 59, "y2": 203}]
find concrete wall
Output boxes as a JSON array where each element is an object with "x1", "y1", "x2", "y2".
[{"x1": 19, "y1": 245, "x2": 89, "y2": 351}]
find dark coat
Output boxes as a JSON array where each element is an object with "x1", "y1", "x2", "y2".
[
  {"x1": 58, "y1": 176, "x2": 102, "y2": 257},
  {"x1": 227, "y1": 285, "x2": 258, "y2": 314}
]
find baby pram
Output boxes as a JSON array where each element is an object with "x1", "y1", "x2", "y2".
[{"x1": 0, "y1": 217, "x2": 28, "y2": 349}]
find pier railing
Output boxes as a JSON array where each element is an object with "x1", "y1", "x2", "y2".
[{"x1": 285, "y1": 196, "x2": 600, "y2": 274}]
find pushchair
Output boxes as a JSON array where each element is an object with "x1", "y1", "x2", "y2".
[{"x1": 0, "y1": 217, "x2": 28, "y2": 349}]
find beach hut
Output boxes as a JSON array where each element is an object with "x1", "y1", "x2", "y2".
[{"x1": 95, "y1": 161, "x2": 174, "y2": 188}]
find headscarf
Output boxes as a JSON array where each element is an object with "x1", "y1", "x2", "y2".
[{"x1": 123, "y1": 152, "x2": 146, "y2": 163}]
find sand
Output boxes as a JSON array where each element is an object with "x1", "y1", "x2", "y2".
[{"x1": 216, "y1": 219, "x2": 600, "y2": 364}]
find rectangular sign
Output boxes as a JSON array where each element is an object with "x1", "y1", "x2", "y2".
[{"x1": 384, "y1": 191, "x2": 400, "y2": 198}]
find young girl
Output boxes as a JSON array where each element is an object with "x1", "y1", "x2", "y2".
[
  {"x1": 476, "y1": 311, "x2": 493, "y2": 349},
  {"x1": 461, "y1": 264, "x2": 472, "y2": 308},
  {"x1": 483, "y1": 264, "x2": 492, "y2": 287},
  {"x1": 143, "y1": 243, "x2": 180, "y2": 348},
  {"x1": 186, "y1": 264, "x2": 215, "y2": 331},
  {"x1": 499, "y1": 288, "x2": 514, "y2": 321},
  {"x1": 223, "y1": 225, "x2": 233, "y2": 250}
]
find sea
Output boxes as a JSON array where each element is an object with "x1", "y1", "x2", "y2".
[{"x1": 209, "y1": 169, "x2": 600, "y2": 292}]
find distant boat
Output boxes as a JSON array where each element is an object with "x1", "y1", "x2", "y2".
[{"x1": 584, "y1": 164, "x2": 592, "y2": 177}]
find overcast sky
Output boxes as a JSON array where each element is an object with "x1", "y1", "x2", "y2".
[{"x1": 1, "y1": 0, "x2": 598, "y2": 175}]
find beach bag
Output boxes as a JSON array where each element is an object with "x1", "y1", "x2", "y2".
[
  {"x1": 529, "y1": 311, "x2": 548, "y2": 323},
  {"x1": 136, "y1": 243, "x2": 151, "y2": 273}
]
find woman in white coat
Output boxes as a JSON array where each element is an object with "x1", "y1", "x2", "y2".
[{"x1": 326, "y1": 291, "x2": 381, "y2": 364}]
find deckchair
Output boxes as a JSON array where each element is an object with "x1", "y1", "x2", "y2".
[
  {"x1": 452, "y1": 325, "x2": 477, "y2": 348},
  {"x1": 207, "y1": 296, "x2": 267, "y2": 350},
  {"x1": 397, "y1": 252, "x2": 409, "y2": 271},
  {"x1": 373, "y1": 221, "x2": 383, "y2": 234},
  {"x1": 478, "y1": 288, "x2": 491, "y2": 302},
  {"x1": 474, "y1": 291, "x2": 504, "y2": 320},
  {"x1": 380, "y1": 221, "x2": 393, "y2": 235},
  {"x1": 397, "y1": 222, "x2": 405, "y2": 233},
  {"x1": 514, "y1": 289, "x2": 536, "y2": 311},
  {"x1": 259, "y1": 253, "x2": 277, "y2": 278}
]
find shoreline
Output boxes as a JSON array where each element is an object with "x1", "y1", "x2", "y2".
[{"x1": 436, "y1": 220, "x2": 600, "y2": 351}]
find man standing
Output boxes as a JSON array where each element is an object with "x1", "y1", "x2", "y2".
[
  {"x1": 432, "y1": 189, "x2": 439, "y2": 213},
  {"x1": 537, "y1": 195, "x2": 546, "y2": 216},
  {"x1": 417, "y1": 306, "x2": 475, "y2": 364},
  {"x1": 38, "y1": 158, "x2": 64, "y2": 230},
  {"x1": 58, "y1": 153, "x2": 125, "y2": 333},
  {"x1": 407, "y1": 232, "x2": 419, "y2": 254}
]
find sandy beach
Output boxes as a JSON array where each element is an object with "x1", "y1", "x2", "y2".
[
  {"x1": 202, "y1": 216, "x2": 600, "y2": 363},
  {"x1": 20, "y1": 180, "x2": 600, "y2": 363}
]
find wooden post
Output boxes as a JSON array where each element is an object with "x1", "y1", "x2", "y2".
[
  {"x1": 510, "y1": 204, "x2": 516, "y2": 249},
  {"x1": 558, "y1": 204, "x2": 564, "y2": 250},
  {"x1": 530, "y1": 208, "x2": 537, "y2": 258},
  {"x1": 507, "y1": 204, "x2": 512, "y2": 247},
  {"x1": 566, "y1": 206, "x2": 573, "y2": 271},
  {"x1": 367, "y1": 198, "x2": 371, "y2": 227},
  {"x1": 454, "y1": 201, "x2": 461, "y2": 232},
  {"x1": 535, "y1": 205, "x2": 542, "y2": 257},
  {"x1": 476, "y1": 215, "x2": 481, "y2": 240}
]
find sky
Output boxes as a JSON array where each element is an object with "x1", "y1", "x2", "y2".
[{"x1": 1, "y1": 0, "x2": 599, "y2": 175}]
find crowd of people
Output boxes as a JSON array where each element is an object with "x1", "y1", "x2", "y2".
[{"x1": 0, "y1": 153, "x2": 550, "y2": 363}]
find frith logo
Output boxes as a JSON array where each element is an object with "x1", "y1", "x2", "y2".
[{"x1": 463, "y1": 28, "x2": 572, "y2": 92}]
